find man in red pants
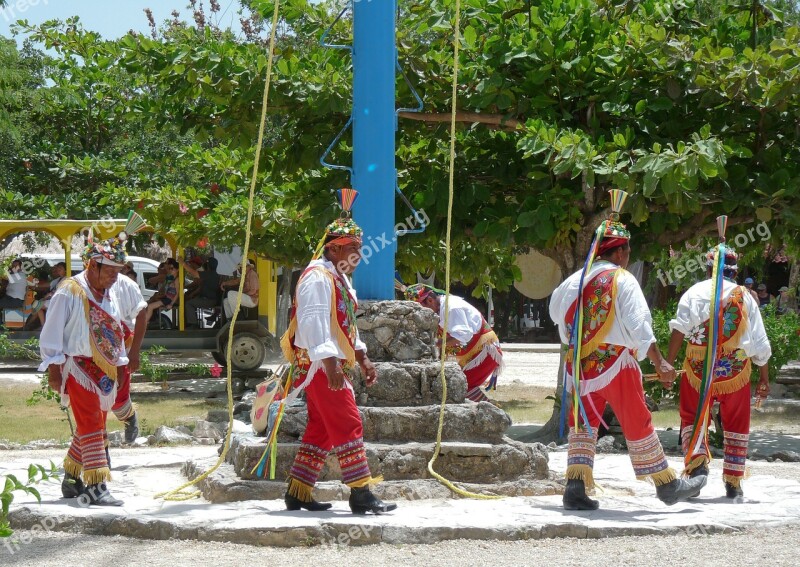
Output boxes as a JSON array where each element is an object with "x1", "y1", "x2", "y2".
[
  {"x1": 39, "y1": 224, "x2": 145, "y2": 506},
  {"x1": 281, "y1": 195, "x2": 396, "y2": 515},
  {"x1": 667, "y1": 244, "x2": 771, "y2": 499},
  {"x1": 405, "y1": 284, "x2": 503, "y2": 403},
  {"x1": 549, "y1": 190, "x2": 706, "y2": 510}
]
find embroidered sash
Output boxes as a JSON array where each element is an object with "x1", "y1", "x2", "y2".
[
  {"x1": 564, "y1": 268, "x2": 625, "y2": 379},
  {"x1": 683, "y1": 287, "x2": 751, "y2": 395},
  {"x1": 61, "y1": 278, "x2": 126, "y2": 381}
]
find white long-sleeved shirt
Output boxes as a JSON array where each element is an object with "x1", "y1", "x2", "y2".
[
  {"x1": 111, "y1": 272, "x2": 148, "y2": 329},
  {"x1": 293, "y1": 259, "x2": 367, "y2": 363},
  {"x1": 438, "y1": 295, "x2": 484, "y2": 344},
  {"x1": 38, "y1": 272, "x2": 141, "y2": 371},
  {"x1": 669, "y1": 279, "x2": 772, "y2": 366},
  {"x1": 549, "y1": 260, "x2": 656, "y2": 361}
]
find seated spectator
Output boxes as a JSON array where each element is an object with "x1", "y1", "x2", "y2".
[
  {"x1": 147, "y1": 261, "x2": 168, "y2": 305},
  {"x1": 221, "y1": 260, "x2": 259, "y2": 319},
  {"x1": 24, "y1": 262, "x2": 66, "y2": 330},
  {"x1": 179, "y1": 256, "x2": 221, "y2": 327},
  {"x1": 0, "y1": 259, "x2": 29, "y2": 309},
  {"x1": 145, "y1": 259, "x2": 179, "y2": 324}
]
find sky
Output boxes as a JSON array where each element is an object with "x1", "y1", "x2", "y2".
[{"x1": 0, "y1": 0, "x2": 243, "y2": 41}]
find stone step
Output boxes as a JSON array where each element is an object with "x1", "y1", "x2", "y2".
[
  {"x1": 351, "y1": 361, "x2": 467, "y2": 406},
  {"x1": 184, "y1": 458, "x2": 561, "y2": 503},
  {"x1": 227, "y1": 436, "x2": 549, "y2": 484},
  {"x1": 277, "y1": 402, "x2": 511, "y2": 444}
]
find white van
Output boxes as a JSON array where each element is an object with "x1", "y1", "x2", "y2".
[{"x1": 19, "y1": 253, "x2": 162, "y2": 302}]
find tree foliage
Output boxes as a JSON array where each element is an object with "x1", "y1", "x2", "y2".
[{"x1": 2, "y1": 0, "x2": 799, "y2": 294}]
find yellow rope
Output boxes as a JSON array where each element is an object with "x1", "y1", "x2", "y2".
[
  {"x1": 426, "y1": 0, "x2": 501, "y2": 501},
  {"x1": 156, "y1": 0, "x2": 283, "y2": 501}
]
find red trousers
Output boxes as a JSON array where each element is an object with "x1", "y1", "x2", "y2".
[
  {"x1": 111, "y1": 364, "x2": 135, "y2": 421},
  {"x1": 679, "y1": 377, "x2": 751, "y2": 484},
  {"x1": 463, "y1": 352, "x2": 500, "y2": 402},
  {"x1": 567, "y1": 365, "x2": 672, "y2": 484},
  {"x1": 287, "y1": 368, "x2": 372, "y2": 499},
  {"x1": 64, "y1": 375, "x2": 110, "y2": 484}
]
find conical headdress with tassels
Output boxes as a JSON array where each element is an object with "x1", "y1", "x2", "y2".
[{"x1": 313, "y1": 188, "x2": 364, "y2": 259}]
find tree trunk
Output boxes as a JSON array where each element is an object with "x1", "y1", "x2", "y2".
[
  {"x1": 789, "y1": 260, "x2": 800, "y2": 293},
  {"x1": 518, "y1": 347, "x2": 567, "y2": 444}
]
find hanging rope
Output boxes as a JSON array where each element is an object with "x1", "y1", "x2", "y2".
[
  {"x1": 425, "y1": 0, "x2": 500, "y2": 501},
  {"x1": 156, "y1": 0, "x2": 283, "y2": 501}
]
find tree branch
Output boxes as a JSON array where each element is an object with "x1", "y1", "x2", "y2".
[{"x1": 398, "y1": 111, "x2": 522, "y2": 130}]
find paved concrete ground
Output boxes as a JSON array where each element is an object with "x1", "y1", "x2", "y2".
[{"x1": 3, "y1": 446, "x2": 800, "y2": 551}]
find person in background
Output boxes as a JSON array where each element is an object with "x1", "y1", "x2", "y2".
[
  {"x1": 25, "y1": 262, "x2": 67, "y2": 330},
  {"x1": 742, "y1": 277, "x2": 759, "y2": 302},
  {"x1": 0, "y1": 259, "x2": 29, "y2": 309},
  {"x1": 145, "y1": 259, "x2": 178, "y2": 324},
  {"x1": 756, "y1": 283, "x2": 773, "y2": 309},
  {"x1": 180, "y1": 256, "x2": 221, "y2": 327},
  {"x1": 221, "y1": 259, "x2": 259, "y2": 320}
]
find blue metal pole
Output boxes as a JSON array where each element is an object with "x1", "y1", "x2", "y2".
[{"x1": 352, "y1": 0, "x2": 396, "y2": 300}]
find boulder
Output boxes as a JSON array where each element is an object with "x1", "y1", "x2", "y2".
[
  {"x1": 278, "y1": 402, "x2": 511, "y2": 444},
  {"x1": 153, "y1": 426, "x2": 193, "y2": 444},
  {"x1": 356, "y1": 301, "x2": 438, "y2": 362},
  {"x1": 350, "y1": 361, "x2": 467, "y2": 406}
]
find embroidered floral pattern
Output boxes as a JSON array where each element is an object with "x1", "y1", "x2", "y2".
[
  {"x1": 687, "y1": 326, "x2": 706, "y2": 345},
  {"x1": 87, "y1": 298, "x2": 124, "y2": 367}
]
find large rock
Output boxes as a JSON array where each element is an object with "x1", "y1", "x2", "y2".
[
  {"x1": 227, "y1": 436, "x2": 548, "y2": 483},
  {"x1": 153, "y1": 426, "x2": 193, "y2": 444},
  {"x1": 350, "y1": 361, "x2": 466, "y2": 406},
  {"x1": 278, "y1": 402, "x2": 511, "y2": 444},
  {"x1": 357, "y1": 300, "x2": 437, "y2": 362}
]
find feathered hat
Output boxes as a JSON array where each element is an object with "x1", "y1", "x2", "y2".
[
  {"x1": 404, "y1": 283, "x2": 444, "y2": 303},
  {"x1": 82, "y1": 211, "x2": 148, "y2": 267}
]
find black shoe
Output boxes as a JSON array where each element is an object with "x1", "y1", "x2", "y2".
[
  {"x1": 348, "y1": 486, "x2": 397, "y2": 515},
  {"x1": 284, "y1": 492, "x2": 332, "y2": 512},
  {"x1": 562, "y1": 479, "x2": 599, "y2": 511},
  {"x1": 687, "y1": 465, "x2": 709, "y2": 498},
  {"x1": 83, "y1": 483, "x2": 124, "y2": 507},
  {"x1": 61, "y1": 472, "x2": 85, "y2": 499},
  {"x1": 656, "y1": 475, "x2": 707, "y2": 505},
  {"x1": 725, "y1": 482, "x2": 744, "y2": 499},
  {"x1": 124, "y1": 412, "x2": 139, "y2": 444}
]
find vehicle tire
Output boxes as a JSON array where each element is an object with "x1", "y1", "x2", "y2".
[
  {"x1": 159, "y1": 313, "x2": 174, "y2": 330},
  {"x1": 222, "y1": 331, "x2": 266, "y2": 372},
  {"x1": 211, "y1": 350, "x2": 227, "y2": 366}
]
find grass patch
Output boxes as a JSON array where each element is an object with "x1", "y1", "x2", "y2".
[{"x1": 0, "y1": 383, "x2": 220, "y2": 444}]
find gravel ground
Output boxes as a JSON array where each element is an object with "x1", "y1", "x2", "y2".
[{"x1": 3, "y1": 525, "x2": 798, "y2": 566}]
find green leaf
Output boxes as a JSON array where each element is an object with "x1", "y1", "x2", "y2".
[
  {"x1": 517, "y1": 211, "x2": 537, "y2": 228},
  {"x1": 463, "y1": 25, "x2": 477, "y2": 49}
]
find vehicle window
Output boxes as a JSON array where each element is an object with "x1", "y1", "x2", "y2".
[{"x1": 143, "y1": 272, "x2": 160, "y2": 291}]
